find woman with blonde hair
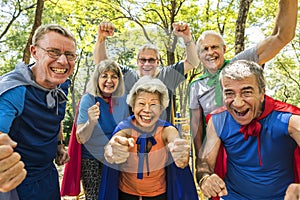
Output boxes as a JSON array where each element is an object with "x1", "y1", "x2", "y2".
[{"x1": 75, "y1": 59, "x2": 126, "y2": 200}]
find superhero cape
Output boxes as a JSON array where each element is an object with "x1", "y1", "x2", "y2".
[
  {"x1": 60, "y1": 101, "x2": 81, "y2": 196},
  {"x1": 98, "y1": 116, "x2": 198, "y2": 200},
  {"x1": 206, "y1": 95, "x2": 300, "y2": 200}
]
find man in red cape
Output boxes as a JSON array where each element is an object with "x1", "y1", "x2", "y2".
[{"x1": 197, "y1": 60, "x2": 300, "y2": 200}]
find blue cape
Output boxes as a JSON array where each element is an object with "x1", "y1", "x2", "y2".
[{"x1": 98, "y1": 116, "x2": 198, "y2": 200}]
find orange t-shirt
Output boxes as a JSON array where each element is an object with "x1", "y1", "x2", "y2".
[{"x1": 119, "y1": 126, "x2": 168, "y2": 197}]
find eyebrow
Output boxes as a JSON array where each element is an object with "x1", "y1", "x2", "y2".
[
  {"x1": 224, "y1": 86, "x2": 254, "y2": 92},
  {"x1": 241, "y1": 86, "x2": 254, "y2": 91}
]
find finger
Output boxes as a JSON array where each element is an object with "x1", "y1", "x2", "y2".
[
  {"x1": 0, "y1": 133, "x2": 17, "y2": 147},
  {"x1": 127, "y1": 138, "x2": 135, "y2": 148},
  {"x1": 218, "y1": 187, "x2": 228, "y2": 197},
  {"x1": 0, "y1": 168, "x2": 26, "y2": 192},
  {"x1": 0, "y1": 160, "x2": 25, "y2": 185},
  {"x1": 114, "y1": 136, "x2": 131, "y2": 146},
  {"x1": 0, "y1": 145, "x2": 14, "y2": 160},
  {"x1": 0, "y1": 152, "x2": 21, "y2": 172}
]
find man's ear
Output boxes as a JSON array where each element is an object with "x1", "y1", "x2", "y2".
[
  {"x1": 260, "y1": 88, "x2": 266, "y2": 102},
  {"x1": 30, "y1": 45, "x2": 38, "y2": 60}
]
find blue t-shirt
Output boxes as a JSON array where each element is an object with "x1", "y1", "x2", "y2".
[
  {"x1": 77, "y1": 93, "x2": 128, "y2": 160},
  {"x1": 212, "y1": 109, "x2": 296, "y2": 200},
  {"x1": 0, "y1": 85, "x2": 67, "y2": 184}
]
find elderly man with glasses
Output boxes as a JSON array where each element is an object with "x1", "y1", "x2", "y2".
[{"x1": 0, "y1": 24, "x2": 75, "y2": 200}]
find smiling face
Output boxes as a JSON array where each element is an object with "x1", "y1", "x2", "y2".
[
  {"x1": 30, "y1": 31, "x2": 76, "y2": 89},
  {"x1": 222, "y1": 75, "x2": 265, "y2": 125},
  {"x1": 132, "y1": 91, "x2": 162, "y2": 131},
  {"x1": 198, "y1": 34, "x2": 226, "y2": 74},
  {"x1": 137, "y1": 49, "x2": 160, "y2": 77},
  {"x1": 98, "y1": 70, "x2": 119, "y2": 97}
]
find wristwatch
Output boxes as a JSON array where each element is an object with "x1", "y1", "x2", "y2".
[{"x1": 58, "y1": 140, "x2": 66, "y2": 145}]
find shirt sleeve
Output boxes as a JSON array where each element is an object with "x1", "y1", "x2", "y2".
[
  {"x1": 189, "y1": 81, "x2": 200, "y2": 110},
  {"x1": 158, "y1": 61, "x2": 186, "y2": 92},
  {"x1": 231, "y1": 45, "x2": 259, "y2": 63},
  {"x1": 77, "y1": 94, "x2": 94, "y2": 125},
  {"x1": 0, "y1": 86, "x2": 26, "y2": 133}
]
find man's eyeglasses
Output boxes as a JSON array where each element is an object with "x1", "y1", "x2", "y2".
[
  {"x1": 99, "y1": 74, "x2": 119, "y2": 81},
  {"x1": 138, "y1": 58, "x2": 158, "y2": 64},
  {"x1": 36, "y1": 45, "x2": 77, "y2": 61}
]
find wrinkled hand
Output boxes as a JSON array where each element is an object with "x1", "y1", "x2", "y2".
[
  {"x1": 284, "y1": 183, "x2": 300, "y2": 200},
  {"x1": 0, "y1": 133, "x2": 27, "y2": 192},
  {"x1": 55, "y1": 145, "x2": 70, "y2": 166},
  {"x1": 200, "y1": 173, "x2": 228, "y2": 198},
  {"x1": 172, "y1": 22, "x2": 191, "y2": 41},
  {"x1": 168, "y1": 138, "x2": 190, "y2": 168},
  {"x1": 88, "y1": 102, "x2": 100, "y2": 125},
  {"x1": 97, "y1": 21, "x2": 115, "y2": 42},
  {"x1": 104, "y1": 136, "x2": 135, "y2": 164}
]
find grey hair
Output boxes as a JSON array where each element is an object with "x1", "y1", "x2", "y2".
[
  {"x1": 196, "y1": 30, "x2": 225, "y2": 55},
  {"x1": 32, "y1": 24, "x2": 76, "y2": 47},
  {"x1": 126, "y1": 76, "x2": 169, "y2": 109},
  {"x1": 86, "y1": 59, "x2": 124, "y2": 97},
  {"x1": 220, "y1": 60, "x2": 266, "y2": 93},
  {"x1": 136, "y1": 44, "x2": 160, "y2": 60}
]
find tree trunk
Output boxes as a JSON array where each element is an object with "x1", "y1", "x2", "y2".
[
  {"x1": 23, "y1": 0, "x2": 44, "y2": 64},
  {"x1": 235, "y1": 0, "x2": 253, "y2": 54}
]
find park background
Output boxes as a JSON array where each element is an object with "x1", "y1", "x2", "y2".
[{"x1": 1, "y1": 0, "x2": 299, "y2": 146}]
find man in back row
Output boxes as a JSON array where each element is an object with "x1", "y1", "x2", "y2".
[{"x1": 94, "y1": 21, "x2": 199, "y2": 123}]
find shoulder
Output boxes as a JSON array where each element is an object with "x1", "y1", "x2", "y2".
[
  {"x1": 79, "y1": 93, "x2": 95, "y2": 107},
  {"x1": 1, "y1": 85, "x2": 26, "y2": 99},
  {"x1": 0, "y1": 86, "x2": 26, "y2": 114},
  {"x1": 164, "y1": 61, "x2": 184, "y2": 72},
  {"x1": 206, "y1": 106, "x2": 228, "y2": 124},
  {"x1": 120, "y1": 65, "x2": 138, "y2": 75}
]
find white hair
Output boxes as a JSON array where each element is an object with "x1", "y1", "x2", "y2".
[{"x1": 126, "y1": 76, "x2": 169, "y2": 109}]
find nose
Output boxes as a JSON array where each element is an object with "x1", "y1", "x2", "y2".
[
  {"x1": 56, "y1": 54, "x2": 68, "y2": 64},
  {"x1": 207, "y1": 47, "x2": 214, "y2": 54},
  {"x1": 232, "y1": 95, "x2": 244, "y2": 107},
  {"x1": 106, "y1": 76, "x2": 113, "y2": 81},
  {"x1": 143, "y1": 104, "x2": 151, "y2": 112}
]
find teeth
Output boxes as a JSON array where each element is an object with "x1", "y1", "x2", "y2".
[
  {"x1": 51, "y1": 68, "x2": 66, "y2": 74},
  {"x1": 142, "y1": 116, "x2": 151, "y2": 120},
  {"x1": 235, "y1": 110, "x2": 248, "y2": 116}
]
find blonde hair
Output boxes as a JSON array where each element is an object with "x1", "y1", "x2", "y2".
[
  {"x1": 136, "y1": 44, "x2": 160, "y2": 60},
  {"x1": 126, "y1": 76, "x2": 169, "y2": 109},
  {"x1": 86, "y1": 59, "x2": 124, "y2": 97},
  {"x1": 32, "y1": 24, "x2": 76, "y2": 47}
]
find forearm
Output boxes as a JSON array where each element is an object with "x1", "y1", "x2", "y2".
[
  {"x1": 93, "y1": 35, "x2": 108, "y2": 65},
  {"x1": 76, "y1": 121, "x2": 96, "y2": 144},
  {"x1": 272, "y1": 0, "x2": 297, "y2": 43},
  {"x1": 196, "y1": 158, "x2": 214, "y2": 183},
  {"x1": 190, "y1": 109, "x2": 204, "y2": 159},
  {"x1": 184, "y1": 36, "x2": 199, "y2": 74},
  {"x1": 58, "y1": 122, "x2": 64, "y2": 141}
]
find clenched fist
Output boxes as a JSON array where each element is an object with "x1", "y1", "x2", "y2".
[{"x1": 104, "y1": 135, "x2": 135, "y2": 164}]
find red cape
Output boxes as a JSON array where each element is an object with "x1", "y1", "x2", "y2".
[
  {"x1": 206, "y1": 96, "x2": 300, "y2": 200},
  {"x1": 60, "y1": 101, "x2": 82, "y2": 196}
]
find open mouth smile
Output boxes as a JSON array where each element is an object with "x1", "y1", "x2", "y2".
[
  {"x1": 51, "y1": 67, "x2": 67, "y2": 74},
  {"x1": 234, "y1": 108, "x2": 249, "y2": 117}
]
